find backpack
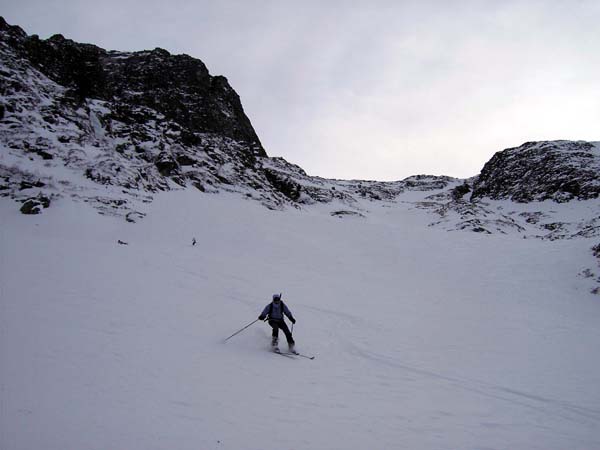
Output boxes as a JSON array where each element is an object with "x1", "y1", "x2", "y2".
[{"x1": 268, "y1": 301, "x2": 286, "y2": 320}]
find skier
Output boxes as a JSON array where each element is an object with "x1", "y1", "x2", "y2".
[{"x1": 258, "y1": 293, "x2": 296, "y2": 352}]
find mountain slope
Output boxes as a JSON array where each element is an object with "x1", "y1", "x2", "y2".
[
  {"x1": 1, "y1": 18, "x2": 600, "y2": 449},
  {"x1": 1, "y1": 17, "x2": 462, "y2": 216},
  {"x1": 2, "y1": 189, "x2": 600, "y2": 450},
  {"x1": 1, "y1": 18, "x2": 598, "y2": 245}
]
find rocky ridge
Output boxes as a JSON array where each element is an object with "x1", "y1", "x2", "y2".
[
  {"x1": 0, "y1": 17, "x2": 457, "y2": 219},
  {"x1": 1, "y1": 18, "x2": 599, "y2": 291},
  {"x1": 472, "y1": 140, "x2": 600, "y2": 203}
]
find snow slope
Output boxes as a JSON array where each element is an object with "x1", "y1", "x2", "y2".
[{"x1": 2, "y1": 188, "x2": 600, "y2": 450}]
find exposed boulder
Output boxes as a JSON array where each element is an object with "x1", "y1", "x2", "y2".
[
  {"x1": 20, "y1": 194, "x2": 50, "y2": 214},
  {"x1": 331, "y1": 210, "x2": 365, "y2": 218},
  {"x1": 451, "y1": 181, "x2": 471, "y2": 201},
  {"x1": 125, "y1": 211, "x2": 146, "y2": 223},
  {"x1": 154, "y1": 152, "x2": 179, "y2": 176}
]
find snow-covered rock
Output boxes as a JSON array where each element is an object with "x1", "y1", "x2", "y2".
[
  {"x1": 0, "y1": 17, "x2": 455, "y2": 215},
  {"x1": 472, "y1": 140, "x2": 600, "y2": 203},
  {"x1": 1, "y1": 16, "x2": 599, "y2": 293}
]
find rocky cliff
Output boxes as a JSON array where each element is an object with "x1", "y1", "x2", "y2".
[
  {"x1": 1, "y1": 17, "x2": 262, "y2": 150},
  {"x1": 1, "y1": 17, "x2": 598, "y2": 234},
  {"x1": 472, "y1": 141, "x2": 600, "y2": 203},
  {"x1": 0, "y1": 17, "x2": 456, "y2": 218},
  {"x1": 1, "y1": 18, "x2": 599, "y2": 292}
]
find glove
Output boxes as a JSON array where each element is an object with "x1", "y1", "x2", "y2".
[
  {"x1": 258, "y1": 315, "x2": 265, "y2": 321},
  {"x1": 290, "y1": 318, "x2": 296, "y2": 324}
]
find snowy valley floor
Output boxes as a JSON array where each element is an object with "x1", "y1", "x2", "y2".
[{"x1": 1, "y1": 189, "x2": 600, "y2": 450}]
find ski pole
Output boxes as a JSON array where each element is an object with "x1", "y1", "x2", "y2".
[{"x1": 224, "y1": 318, "x2": 261, "y2": 342}]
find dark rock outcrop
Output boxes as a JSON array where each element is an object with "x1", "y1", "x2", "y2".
[
  {"x1": 472, "y1": 141, "x2": 600, "y2": 202},
  {"x1": 0, "y1": 16, "x2": 263, "y2": 153},
  {"x1": 264, "y1": 169, "x2": 301, "y2": 202},
  {"x1": 451, "y1": 181, "x2": 471, "y2": 201},
  {"x1": 20, "y1": 194, "x2": 50, "y2": 214}
]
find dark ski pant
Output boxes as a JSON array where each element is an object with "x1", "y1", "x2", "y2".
[{"x1": 269, "y1": 319, "x2": 294, "y2": 344}]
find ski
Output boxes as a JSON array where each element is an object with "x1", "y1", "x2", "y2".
[
  {"x1": 281, "y1": 351, "x2": 315, "y2": 360},
  {"x1": 273, "y1": 348, "x2": 295, "y2": 358},
  {"x1": 271, "y1": 343, "x2": 314, "y2": 360}
]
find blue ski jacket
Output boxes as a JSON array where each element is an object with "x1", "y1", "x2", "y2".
[{"x1": 260, "y1": 301, "x2": 295, "y2": 323}]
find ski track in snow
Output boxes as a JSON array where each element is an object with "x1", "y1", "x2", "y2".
[{"x1": 347, "y1": 342, "x2": 600, "y2": 427}]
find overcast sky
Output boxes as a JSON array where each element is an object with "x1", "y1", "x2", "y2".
[{"x1": 2, "y1": 0, "x2": 600, "y2": 180}]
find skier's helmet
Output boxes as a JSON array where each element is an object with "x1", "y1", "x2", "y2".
[{"x1": 273, "y1": 293, "x2": 281, "y2": 302}]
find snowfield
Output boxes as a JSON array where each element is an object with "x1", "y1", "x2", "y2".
[{"x1": 1, "y1": 188, "x2": 600, "y2": 450}]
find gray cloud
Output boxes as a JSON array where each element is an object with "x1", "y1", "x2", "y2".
[{"x1": 2, "y1": 0, "x2": 599, "y2": 180}]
